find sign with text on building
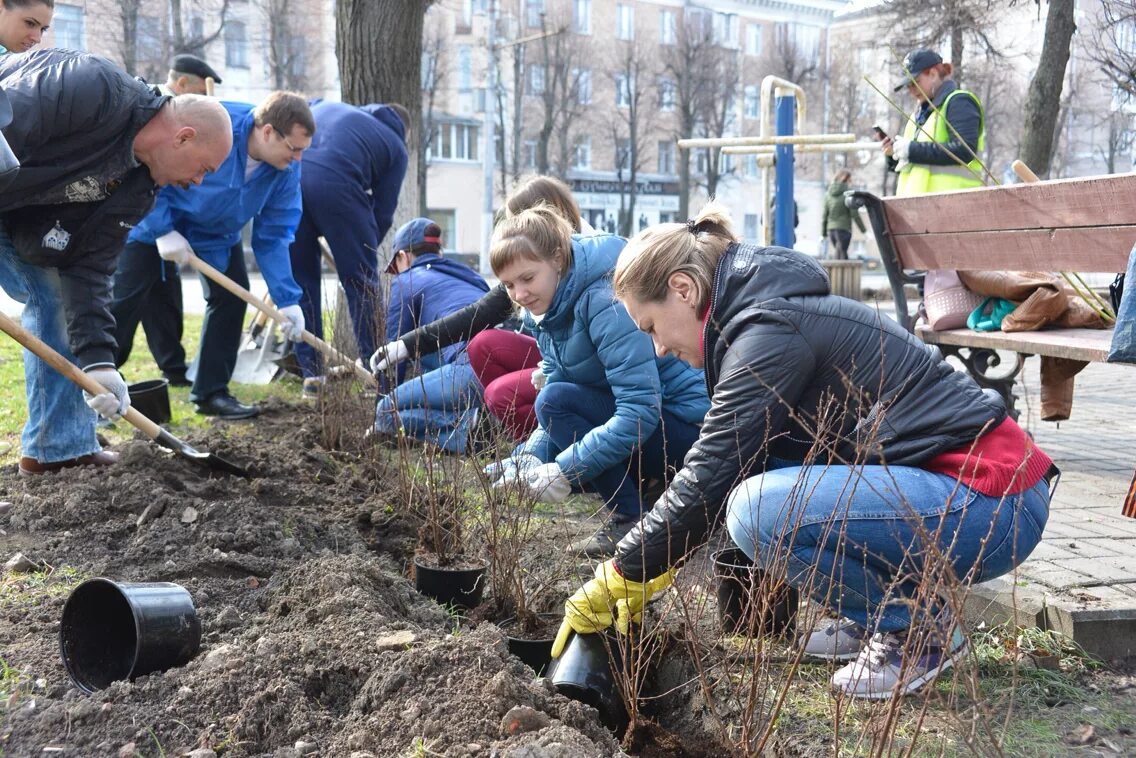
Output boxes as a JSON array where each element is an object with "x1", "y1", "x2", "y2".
[{"x1": 575, "y1": 192, "x2": 680, "y2": 212}]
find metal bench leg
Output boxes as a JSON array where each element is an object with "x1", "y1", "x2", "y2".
[{"x1": 940, "y1": 345, "x2": 1024, "y2": 421}]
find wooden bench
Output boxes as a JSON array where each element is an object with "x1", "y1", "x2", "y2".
[{"x1": 849, "y1": 173, "x2": 1136, "y2": 417}]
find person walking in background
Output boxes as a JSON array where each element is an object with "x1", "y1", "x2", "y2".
[
  {"x1": 111, "y1": 53, "x2": 225, "y2": 387},
  {"x1": 371, "y1": 218, "x2": 490, "y2": 453},
  {"x1": 882, "y1": 49, "x2": 986, "y2": 197},
  {"x1": 121, "y1": 92, "x2": 313, "y2": 420},
  {"x1": 821, "y1": 169, "x2": 866, "y2": 260},
  {"x1": 288, "y1": 100, "x2": 409, "y2": 398}
]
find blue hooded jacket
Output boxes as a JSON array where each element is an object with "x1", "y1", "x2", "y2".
[
  {"x1": 129, "y1": 101, "x2": 303, "y2": 307},
  {"x1": 302, "y1": 101, "x2": 408, "y2": 247},
  {"x1": 387, "y1": 252, "x2": 490, "y2": 376},
  {"x1": 519, "y1": 233, "x2": 709, "y2": 483}
]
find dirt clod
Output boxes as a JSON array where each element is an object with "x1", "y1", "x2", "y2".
[
  {"x1": 3, "y1": 551, "x2": 36, "y2": 573},
  {"x1": 502, "y1": 705, "x2": 553, "y2": 735}
]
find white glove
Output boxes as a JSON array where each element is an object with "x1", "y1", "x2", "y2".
[
  {"x1": 155, "y1": 231, "x2": 192, "y2": 265},
  {"x1": 892, "y1": 136, "x2": 911, "y2": 161},
  {"x1": 83, "y1": 365, "x2": 131, "y2": 420},
  {"x1": 519, "y1": 462, "x2": 572, "y2": 503},
  {"x1": 531, "y1": 365, "x2": 547, "y2": 391},
  {"x1": 369, "y1": 340, "x2": 410, "y2": 373},
  {"x1": 484, "y1": 453, "x2": 542, "y2": 482},
  {"x1": 277, "y1": 304, "x2": 305, "y2": 342}
]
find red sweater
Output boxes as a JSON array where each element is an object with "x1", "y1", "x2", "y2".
[{"x1": 924, "y1": 417, "x2": 1053, "y2": 496}]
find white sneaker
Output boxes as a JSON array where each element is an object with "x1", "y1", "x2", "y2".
[
  {"x1": 831, "y1": 628, "x2": 967, "y2": 700},
  {"x1": 800, "y1": 617, "x2": 868, "y2": 661}
]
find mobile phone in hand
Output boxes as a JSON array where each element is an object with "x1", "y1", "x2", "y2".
[{"x1": 872, "y1": 125, "x2": 888, "y2": 141}]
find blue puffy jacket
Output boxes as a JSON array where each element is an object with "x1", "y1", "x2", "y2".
[
  {"x1": 387, "y1": 253, "x2": 490, "y2": 377},
  {"x1": 519, "y1": 233, "x2": 709, "y2": 483},
  {"x1": 129, "y1": 101, "x2": 303, "y2": 307}
]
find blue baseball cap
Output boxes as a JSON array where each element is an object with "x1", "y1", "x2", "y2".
[
  {"x1": 894, "y1": 49, "x2": 942, "y2": 91},
  {"x1": 387, "y1": 217, "x2": 443, "y2": 273}
]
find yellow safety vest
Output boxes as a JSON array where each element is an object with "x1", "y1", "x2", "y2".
[{"x1": 896, "y1": 88, "x2": 986, "y2": 197}]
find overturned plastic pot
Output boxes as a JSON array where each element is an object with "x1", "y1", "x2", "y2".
[
  {"x1": 547, "y1": 630, "x2": 629, "y2": 733},
  {"x1": 413, "y1": 556, "x2": 486, "y2": 610},
  {"x1": 500, "y1": 613, "x2": 561, "y2": 675},
  {"x1": 60, "y1": 579, "x2": 201, "y2": 694},
  {"x1": 127, "y1": 378, "x2": 171, "y2": 425},
  {"x1": 712, "y1": 547, "x2": 799, "y2": 638}
]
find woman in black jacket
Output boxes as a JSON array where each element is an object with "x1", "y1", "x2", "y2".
[{"x1": 551, "y1": 201, "x2": 1055, "y2": 700}]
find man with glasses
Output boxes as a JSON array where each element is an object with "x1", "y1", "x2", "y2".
[{"x1": 113, "y1": 91, "x2": 314, "y2": 419}]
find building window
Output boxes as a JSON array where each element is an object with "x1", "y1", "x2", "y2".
[
  {"x1": 287, "y1": 35, "x2": 307, "y2": 82},
  {"x1": 573, "y1": 136, "x2": 591, "y2": 169},
  {"x1": 745, "y1": 154, "x2": 759, "y2": 178},
  {"x1": 524, "y1": 140, "x2": 537, "y2": 168},
  {"x1": 187, "y1": 16, "x2": 205, "y2": 56},
  {"x1": 526, "y1": 0, "x2": 544, "y2": 29},
  {"x1": 776, "y1": 22, "x2": 820, "y2": 59},
  {"x1": 686, "y1": 8, "x2": 710, "y2": 38},
  {"x1": 430, "y1": 123, "x2": 481, "y2": 161},
  {"x1": 458, "y1": 45, "x2": 472, "y2": 91},
  {"x1": 53, "y1": 4, "x2": 85, "y2": 50},
  {"x1": 744, "y1": 85, "x2": 760, "y2": 119},
  {"x1": 659, "y1": 10, "x2": 675, "y2": 45},
  {"x1": 225, "y1": 21, "x2": 248, "y2": 68},
  {"x1": 138, "y1": 15, "x2": 163, "y2": 66},
  {"x1": 616, "y1": 138, "x2": 631, "y2": 170},
  {"x1": 458, "y1": 0, "x2": 473, "y2": 32},
  {"x1": 714, "y1": 12, "x2": 738, "y2": 48},
  {"x1": 657, "y1": 140, "x2": 675, "y2": 174},
  {"x1": 527, "y1": 64, "x2": 545, "y2": 96},
  {"x1": 573, "y1": 68, "x2": 591, "y2": 105},
  {"x1": 657, "y1": 78, "x2": 675, "y2": 111},
  {"x1": 744, "y1": 213, "x2": 758, "y2": 240},
  {"x1": 616, "y1": 4, "x2": 634, "y2": 41},
  {"x1": 574, "y1": 0, "x2": 590, "y2": 34},
  {"x1": 695, "y1": 148, "x2": 708, "y2": 174},
  {"x1": 615, "y1": 73, "x2": 634, "y2": 108},
  {"x1": 746, "y1": 24, "x2": 762, "y2": 56}
]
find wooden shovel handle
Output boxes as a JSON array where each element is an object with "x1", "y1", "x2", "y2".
[
  {"x1": 0, "y1": 310, "x2": 163, "y2": 440},
  {"x1": 205, "y1": 77, "x2": 215, "y2": 97},
  {"x1": 1012, "y1": 160, "x2": 1040, "y2": 183},
  {"x1": 184, "y1": 254, "x2": 377, "y2": 387}
]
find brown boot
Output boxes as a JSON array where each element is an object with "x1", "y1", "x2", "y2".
[{"x1": 18, "y1": 450, "x2": 119, "y2": 476}]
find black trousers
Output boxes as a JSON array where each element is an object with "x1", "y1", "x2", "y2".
[
  {"x1": 190, "y1": 243, "x2": 249, "y2": 403},
  {"x1": 828, "y1": 229, "x2": 852, "y2": 260},
  {"x1": 111, "y1": 240, "x2": 187, "y2": 376}
]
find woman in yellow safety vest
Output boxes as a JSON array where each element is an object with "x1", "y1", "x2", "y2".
[{"x1": 880, "y1": 49, "x2": 986, "y2": 196}]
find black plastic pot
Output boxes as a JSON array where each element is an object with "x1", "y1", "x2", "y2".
[
  {"x1": 712, "y1": 547, "x2": 799, "y2": 638},
  {"x1": 547, "y1": 630, "x2": 629, "y2": 733},
  {"x1": 413, "y1": 557, "x2": 486, "y2": 610},
  {"x1": 59, "y1": 579, "x2": 201, "y2": 694},
  {"x1": 500, "y1": 613, "x2": 560, "y2": 675},
  {"x1": 128, "y1": 379, "x2": 171, "y2": 424}
]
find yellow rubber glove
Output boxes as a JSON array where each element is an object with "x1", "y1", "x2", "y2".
[{"x1": 551, "y1": 560, "x2": 675, "y2": 658}]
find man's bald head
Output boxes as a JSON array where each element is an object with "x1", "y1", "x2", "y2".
[{"x1": 134, "y1": 95, "x2": 233, "y2": 188}]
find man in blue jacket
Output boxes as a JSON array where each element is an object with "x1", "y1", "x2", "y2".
[
  {"x1": 119, "y1": 92, "x2": 314, "y2": 419},
  {"x1": 373, "y1": 217, "x2": 490, "y2": 453},
  {"x1": 0, "y1": 49, "x2": 232, "y2": 473},
  {"x1": 287, "y1": 100, "x2": 408, "y2": 397}
]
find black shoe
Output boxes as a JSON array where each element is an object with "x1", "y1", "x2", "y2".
[
  {"x1": 568, "y1": 516, "x2": 638, "y2": 559},
  {"x1": 163, "y1": 370, "x2": 191, "y2": 388},
  {"x1": 195, "y1": 391, "x2": 259, "y2": 420}
]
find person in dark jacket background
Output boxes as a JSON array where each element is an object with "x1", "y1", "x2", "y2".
[
  {"x1": 552, "y1": 201, "x2": 1054, "y2": 700},
  {"x1": 820, "y1": 169, "x2": 865, "y2": 260},
  {"x1": 289, "y1": 100, "x2": 409, "y2": 396},
  {"x1": 372, "y1": 217, "x2": 490, "y2": 454},
  {"x1": 0, "y1": 49, "x2": 232, "y2": 474}
]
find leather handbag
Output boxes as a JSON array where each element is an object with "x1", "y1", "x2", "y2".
[{"x1": 922, "y1": 269, "x2": 984, "y2": 330}]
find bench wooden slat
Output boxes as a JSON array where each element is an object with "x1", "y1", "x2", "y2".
[
  {"x1": 916, "y1": 325, "x2": 1114, "y2": 363},
  {"x1": 893, "y1": 226, "x2": 1136, "y2": 273},
  {"x1": 884, "y1": 174, "x2": 1136, "y2": 235}
]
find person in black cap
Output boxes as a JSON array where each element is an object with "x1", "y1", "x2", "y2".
[
  {"x1": 111, "y1": 53, "x2": 224, "y2": 386},
  {"x1": 880, "y1": 48, "x2": 986, "y2": 197}
]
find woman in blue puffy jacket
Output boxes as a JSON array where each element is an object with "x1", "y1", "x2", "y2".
[{"x1": 486, "y1": 205, "x2": 709, "y2": 557}]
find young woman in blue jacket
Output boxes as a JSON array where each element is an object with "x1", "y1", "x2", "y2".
[{"x1": 486, "y1": 205, "x2": 709, "y2": 557}]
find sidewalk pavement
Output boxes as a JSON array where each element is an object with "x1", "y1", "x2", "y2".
[{"x1": 968, "y1": 359, "x2": 1136, "y2": 661}]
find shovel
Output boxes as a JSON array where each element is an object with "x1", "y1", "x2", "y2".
[
  {"x1": 183, "y1": 253, "x2": 378, "y2": 388},
  {"x1": 0, "y1": 310, "x2": 248, "y2": 476}
]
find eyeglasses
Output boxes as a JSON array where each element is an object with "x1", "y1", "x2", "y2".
[{"x1": 272, "y1": 126, "x2": 305, "y2": 156}]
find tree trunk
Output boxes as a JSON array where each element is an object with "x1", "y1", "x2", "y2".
[
  {"x1": 1019, "y1": 0, "x2": 1076, "y2": 178},
  {"x1": 336, "y1": 0, "x2": 430, "y2": 243},
  {"x1": 120, "y1": 0, "x2": 139, "y2": 75},
  {"x1": 949, "y1": 24, "x2": 965, "y2": 81}
]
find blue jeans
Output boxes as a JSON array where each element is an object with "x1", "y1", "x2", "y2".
[
  {"x1": 725, "y1": 463, "x2": 1050, "y2": 633},
  {"x1": 535, "y1": 383, "x2": 701, "y2": 519},
  {"x1": 0, "y1": 222, "x2": 101, "y2": 462},
  {"x1": 374, "y1": 359, "x2": 482, "y2": 454}
]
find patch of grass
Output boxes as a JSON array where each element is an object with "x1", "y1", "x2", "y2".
[
  {"x1": 0, "y1": 565, "x2": 86, "y2": 610},
  {"x1": 0, "y1": 312, "x2": 306, "y2": 466},
  {"x1": 0, "y1": 655, "x2": 28, "y2": 708}
]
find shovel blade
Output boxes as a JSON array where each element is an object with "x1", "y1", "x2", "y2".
[{"x1": 154, "y1": 428, "x2": 249, "y2": 477}]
